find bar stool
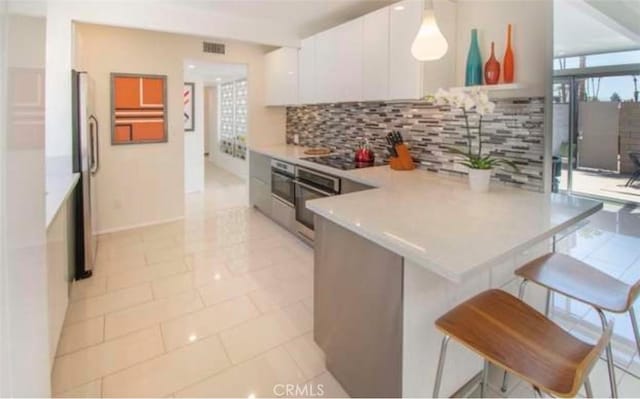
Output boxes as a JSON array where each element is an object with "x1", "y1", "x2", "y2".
[
  {"x1": 433, "y1": 289, "x2": 614, "y2": 398},
  {"x1": 501, "y1": 252, "x2": 640, "y2": 398}
]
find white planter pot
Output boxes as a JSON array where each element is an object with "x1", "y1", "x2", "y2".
[{"x1": 468, "y1": 168, "x2": 492, "y2": 192}]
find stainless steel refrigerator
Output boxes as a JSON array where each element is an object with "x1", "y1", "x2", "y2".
[{"x1": 72, "y1": 70, "x2": 100, "y2": 279}]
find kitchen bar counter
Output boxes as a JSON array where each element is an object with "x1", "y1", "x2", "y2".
[
  {"x1": 250, "y1": 144, "x2": 602, "y2": 283},
  {"x1": 251, "y1": 144, "x2": 603, "y2": 397}
]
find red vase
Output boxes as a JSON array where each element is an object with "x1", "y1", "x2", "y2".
[
  {"x1": 484, "y1": 42, "x2": 500, "y2": 85},
  {"x1": 503, "y1": 24, "x2": 514, "y2": 83}
]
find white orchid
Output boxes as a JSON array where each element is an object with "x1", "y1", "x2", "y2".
[
  {"x1": 433, "y1": 88, "x2": 495, "y2": 116},
  {"x1": 429, "y1": 88, "x2": 517, "y2": 172}
]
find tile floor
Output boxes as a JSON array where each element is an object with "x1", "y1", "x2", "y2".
[
  {"x1": 52, "y1": 164, "x2": 345, "y2": 398},
  {"x1": 52, "y1": 163, "x2": 640, "y2": 398}
]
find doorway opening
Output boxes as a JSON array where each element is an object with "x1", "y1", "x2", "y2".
[
  {"x1": 183, "y1": 60, "x2": 248, "y2": 197},
  {"x1": 552, "y1": 55, "x2": 640, "y2": 204}
]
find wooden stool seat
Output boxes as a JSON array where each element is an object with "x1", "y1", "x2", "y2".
[
  {"x1": 436, "y1": 289, "x2": 612, "y2": 398},
  {"x1": 516, "y1": 253, "x2": 639, "y2": 313}
]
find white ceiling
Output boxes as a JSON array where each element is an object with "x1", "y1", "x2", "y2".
[
  {"x1": 169, "y1": 0, "x2": 396, "y2": 37},
  {"x1": 184, "y1": 60, "x2": 247, "y2": 83},
  {"x1": 554, "y1": 0, "x2": 640, "y2": 57}
]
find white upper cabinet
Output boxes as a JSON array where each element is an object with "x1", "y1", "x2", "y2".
[
  {"x1": 362, "y1": 7, "x2": 390, "y2": 101},
  {"x1": 335, "y1": 18, "x2": 363, "y2": 103},
  {"x1": 389, "y1": 0, "x2": 424, "y2": 100},
  {"x1": 265, "y1": 47, "x2": 299, "y2": 106},
  {"x1": 298, "y1": 36, "x2": 316, "y2": 104},
  {"x1": 266, "y1": 0, "x2": 454, "y2": 105},
  {"x1": 315, "y1": 18, "x2": 363, "y2": 103},
  {"x1": 314, "y1": 28, "x2": 337, "y2": 103}
]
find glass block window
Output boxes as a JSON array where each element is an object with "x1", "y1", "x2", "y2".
[{"x1": 218, "y1": 79, "x2": 248, "y2": 160}]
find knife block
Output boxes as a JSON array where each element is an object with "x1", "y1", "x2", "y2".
[{"x1": 389, "y1": 144, "x2": 415, "y2": 171}]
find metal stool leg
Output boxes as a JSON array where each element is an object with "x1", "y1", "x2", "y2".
[
  {"x1": 629, "y1": 307, "x2": 640, "y2": 356},
  {"x1": 532, "y1": 385, "x2": 543, "y2": 398},
  {"x1": 433, "y1": 335, "x2": 450, "y2": 398},
  {"x1": 480, "y1": 360, "x2": 489, "y2": 398},
  {"x1": 545, "y1": 289, "x2": 552, "y2": 317},
  {"x1": 584, "y1": 377, "x2": 594, "y2": 398},
  {"x1": 500, "y1": 280, "x2": 530, "y2": 393},
  {"x1": 500, "y1": 369, "x2": 509, "y2": 393},
  {"x1": 518, "y1": 279, "x2": 529, "y2": 300},
  {"x1": 597, "y1": 309, "x2": 618, "y2": 398}
]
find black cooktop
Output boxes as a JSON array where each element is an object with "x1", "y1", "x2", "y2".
[{"x1": 301, "y1": 154, "x2": 387, "y2": 170}]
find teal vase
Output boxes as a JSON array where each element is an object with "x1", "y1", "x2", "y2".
[{"x1": 465, "y1": 29, "x2": 483, "y2": 86}]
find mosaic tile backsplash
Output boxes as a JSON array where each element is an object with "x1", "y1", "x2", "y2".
[{"x1": 286, "y1": 98, "x2": 545, "y2": 191}]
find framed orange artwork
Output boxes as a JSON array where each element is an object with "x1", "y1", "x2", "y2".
[{"x1": 111, "y1": 73, "x2": 167, "y2": 144}]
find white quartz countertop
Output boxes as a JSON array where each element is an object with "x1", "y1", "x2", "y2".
[
  {"x1": 250, "y1": 145, "x2": 603, "y2": 282},
  {"x1": 46, "y1": 173, "x2": 79, "y2": 228}
]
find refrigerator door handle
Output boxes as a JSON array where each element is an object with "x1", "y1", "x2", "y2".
[{"x1": 89, "y1": 115, "x2": 100, "y2": 175}]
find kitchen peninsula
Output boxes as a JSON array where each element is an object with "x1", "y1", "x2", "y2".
[{"x1": 250, "y1": 144, "x2": 603, "y2": 398}]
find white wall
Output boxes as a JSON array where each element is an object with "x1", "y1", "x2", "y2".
[
  {"x1": 2, "y1": 13, "x2": 50, "y2": 396},
  {"x1": 423, "y1": 0, "x2": 458, "y2": 95},
  {"x1": 0, "y1": 2, "x2": 8, "y2": 391},
  {"x1": 75, "y1": 24, "x2": 284, "y2": 233},
  {"x1": 44, "y1": 4, "x2": 74, "y2": 177},
  {"x1": 44, "y1": 0, "x2": 294, "y2": 180},
  {"x1": 75, "y1": 24, "x2": 186, "y2": 233},
  {"x1": 184, "y1": 75, "x2": 205, "y2": 193},
  {"x1": 203, "y1": 86, "x2": 214, "y2": 156},
  {"x1": 455, "y1": 0, "x2": 552, "y2": 97}
]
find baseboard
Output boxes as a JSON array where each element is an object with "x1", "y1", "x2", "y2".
[{"x1": 96, "y1": 216, "x2": 185, "y2": 235}]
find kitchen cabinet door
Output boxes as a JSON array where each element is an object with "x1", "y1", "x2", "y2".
[
  {"x1": 249, "y1": 150, "x2": 271, "y2": 184},
  {"x1": 315, "y1": 19, "x2": 363, "y2": 103},
  {"x1": 315, "y1": 27, "x2": 339, "y2": 103},
  {"x1": 389, "y1": 0, "x2": 423, "y2": 100},
  {"x1": 299, "y1": 36, "x2": 316, "y2": 104},
  {"x1": 265, "y1": 47, "x2": 298, "y2": 106},
  {"x1": 334, "y1": 18, "x2": 363, "y2": 103},
  {"x1": 249, "y1": 177, "x2": 272, "y2": 217},
  {"x1": 363, "y1": 7, "x2": 390, "y2": 101}
]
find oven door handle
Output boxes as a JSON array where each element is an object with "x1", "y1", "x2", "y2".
[
  {"x1": 294, "y1": 180, "x2": 335, "y2": 197},
  {"x1": 272, "y1": 194, "x2": 294, "y2": 208}
]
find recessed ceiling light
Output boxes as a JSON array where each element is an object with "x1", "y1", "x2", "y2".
[
  {"x1": 393, "y1": 5, "x2": 405, "y2": 11},
  {"x1": 215, "y1": 78, "x2": 221, "y2": 82},
  {"x1": 188, "y1": 64, "x2": 196, "y2": 69}
]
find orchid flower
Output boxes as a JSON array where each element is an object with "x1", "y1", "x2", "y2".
[{"x1": 430, "y1": 88, "x2": 517, "y2": 172}]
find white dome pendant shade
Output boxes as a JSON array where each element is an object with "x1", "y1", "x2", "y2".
[{"x1": 411, "y1": 7, "x2": 448, "y2": 61}]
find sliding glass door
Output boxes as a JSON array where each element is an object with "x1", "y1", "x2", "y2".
[{"x1": 552, "y1": 68, "x2": 640, "y2": 204}]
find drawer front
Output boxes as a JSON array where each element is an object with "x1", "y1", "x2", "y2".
[
  {"x1": 249, "y1": 177, "x2": 271, "y2": 217},
  {"x1": 249, "y1": 151, "x2": 271, "y2": 184},
  {"x1": 271, "y1": 196, "x2": 295, "y2": 232}
]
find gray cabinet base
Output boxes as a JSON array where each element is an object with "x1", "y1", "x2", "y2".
[{"x1": 314, "y1": 216, "x2": 403, "y2": 398}]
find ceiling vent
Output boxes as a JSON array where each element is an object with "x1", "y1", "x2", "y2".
[{"x1": 203, "y1": 41, "x2": 226, "y2": 55}]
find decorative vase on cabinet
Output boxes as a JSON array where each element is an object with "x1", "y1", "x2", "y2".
[
  {"x1": 484, "y1": 42, "x2": 500, "y2": 85},
  {"x1": 465, "y1": 29, "x2": 483, "y2": 86},
  {"x1": 503, "y1": 24, "x2": 515, "y2": 83}
]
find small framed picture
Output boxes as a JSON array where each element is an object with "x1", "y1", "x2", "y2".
[
  {"x1": 111, "y1": 73, "x2": 168, "y2": 144},
  {"x1": 184, "y1": 82, "x2": 195, "y2": 132}
]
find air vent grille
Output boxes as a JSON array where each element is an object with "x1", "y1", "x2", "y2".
[{"x1": 203, "y1": 41, "x2": 226, "y2": 54}]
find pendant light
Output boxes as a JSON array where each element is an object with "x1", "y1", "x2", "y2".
[{"x1": 411, "y1": 0, "x2": 448, "y2": 61}]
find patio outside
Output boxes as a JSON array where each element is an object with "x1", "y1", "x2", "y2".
[
  {"x1": 552, "y1": 67, "x2": 640, "y2": 205},
  {"x1": 560, "y1": 168, "x2": 640, "y2": 204}
]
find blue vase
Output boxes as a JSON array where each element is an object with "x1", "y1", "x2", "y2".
[{"x1": 465, "y1": 29, "x2": 483, "y2": 86}]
